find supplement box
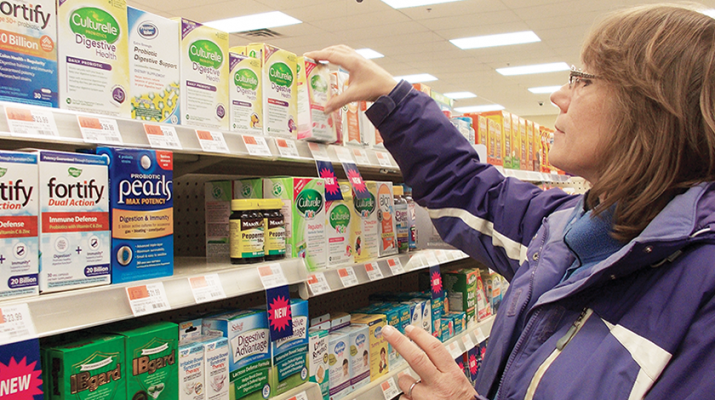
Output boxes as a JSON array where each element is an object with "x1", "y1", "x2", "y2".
[
  {"x1": 175, "y1": 18, "x2": 229, "y2": 129},
  {"x1": 229, "y1": 48, "x2": 262, "y2": 135},
  {"x1": 178, "y1": 316, "x2": 204, "y2": 345},
  {"x1": 371, "y1": 304, "x2": 409, "y2": 366},
  {"x1": 128, "y1": 7, "x2": 180, "y2": 124},
  {"x1": 336, "y1": 70, "x2": 362, "y2": 146},
  {"x1": 268, "y1": 299, "x2": 309, "y2": 396},
  {"x1": 476, "y1": 274, "x2": 492, "y2": 321},
  {"x1": 443, "y1": 268, "x2": 478, "y2": 324},
  {"x1": 1, "y1": 338, "x2": 42, "y2": 400},
  {"x1": 329, "y1": 311, "x2": 351, "y2": 332},
  {"x1": 343, "y1": 325, "x2": 369, "y2": 391},
  {"x1": 358, "y1": 102, "x2": 376, "y2": 147},
  {"x1": 519, "y1": 117, "x2": 528, "y2": 170},
  {"x1": 263, "y1": 177, "x2": 326, "y2": 271},
  {"x1": 481, "y1": 110, "x2": 512, "y2": 168},
  {"x1": 204, "y1": 336, "x2": 230, "y2": 400},
  {"x1": 296, "y1": 57, "x2": 336, "y2": 142},
  {"x1": 234, "y1": 178, "x2": 262, "y2": 200},
  {"x1": 486, "y1": 118, "x2": 503, "y2": 166},
  {"x1": 351, "y1": 314, "x2": 389, "y2": 381},
  {"x1": 96, "y1": 147, "x2": 173, "y2": 283},
  {"x1": 373, "y1": 181, "x2": 398, "y2": 257},
  {"x1": 510, "y1": 113, "x2": 521, "y2": 169},
  {"x1": 326, "y1": 181, "x2": 353, "y2": 268},
  {"x1": 37, "y1": 150, "x2": 110, "y2": 292},
  {"x1": 179, "y1": 340, "x2": 205, "y2": 400},
  {"x1": 57, "y1": 0, "x2": 130, "y2": 117},
  {"x1": 204, "y1": 310, "x2": 271, "y2": 400},
  {"x1": 114, "y1": 322, "x2": 178, "y2": 400},
  {"x1": 247, "y1": 43, "x2": 297, "y2": 137},
  {"x1": 350, "y1": 182, "x2": 378, "y2": 264},
  {"x1": 327, "y1": 330, "x2": 351, "y2": 400},
  {"x1": 308, "y1": 328, "x2": 329, "y2": 400},
  {"x1": 0, "y1": 151, "x2": 39, "y2": 299},
  {"x1": 205, "y1": 180, "x2": 232, "y2": 260},
  {"x1": 0, "y1": 0, "x2": 57, "y2": 106},
  {"x1": 43, "y1": 334, "x2": 125, "y2": 400}
]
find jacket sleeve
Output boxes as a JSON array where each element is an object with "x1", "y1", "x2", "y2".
[{"x1": 367, "y1": 81, "x2": 579, "y2": 280}]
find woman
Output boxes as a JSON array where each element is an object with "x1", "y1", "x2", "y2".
[{"x1": 306, "y1": 4, "x2": 715, "y2": 400}]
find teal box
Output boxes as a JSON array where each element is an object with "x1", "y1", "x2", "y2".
[
  {"x1": 309, "y1": 328, "x2": 329, "y2": 400},
  {"x1": 269, "y1": 299, "x2": 309, "y2": 396}
]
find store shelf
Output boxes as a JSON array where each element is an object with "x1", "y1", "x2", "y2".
[
  {"x1": 496, "y1": 166, "x2": 572, "y2": 183},
  {"x1": 347, "y1": 316, "x2": 495, "y2": 400},
  {"x1": 271, "y1": 382, "x2": 323, "y2": 400}
]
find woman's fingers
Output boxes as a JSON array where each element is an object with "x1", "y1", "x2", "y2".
[
  {"x1": 382, "y1": 325, "x2": 439, "y2": 383},
  {"x1": 397, "y1": 373, "x2": 421, "y2": 399},
  {"x1": 405, "y1": 325, "x2": 463, "y2": 374}
]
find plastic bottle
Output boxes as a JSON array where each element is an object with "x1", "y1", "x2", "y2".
[
  {"x1": 230, "y1": 199, "x2": 265, "y2": 264},
  {"x1": 393, "y1": 185, "x2": 409, "y2": 253},
  {"x1": 260, "y1": 198, "x2": 286, "y2": 261},
  {"x1": 403, "y1": 185, "x2": 418, "y2": 250}
]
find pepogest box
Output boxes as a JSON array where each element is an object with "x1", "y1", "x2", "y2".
[
  {"x1": 128, "y1": 7, "x2": 180, "y2": 124},
  {"x1": 268, "y1": 299, "x2": 309, "y2": 396},
  {"x1": 0, "y1": 0, "x2": 57, "y2": 107},
  {"x1": 263, "y1": 177, "x2": 326, "y2": 271},
  {"x1": 57, "y1": 0, "x2": 130, "y2": 117},
  {"x1": 175, "y1": 18, "x2": 229, "y2": 129},
  {"x1": 37, "y1": 150, "x2": 110, "y2": 292},
  {"x1": 0, "y1": 151, "x2": 39, "y2": 299},
  {"x1": 296, "y1": 57, "x2": 336, "y2": 143},
  {"x1": 374, "y1": 181, "x2": 398, "y2": 257},
  {"x1": 204, "y1": 336, "x2": 230, "y2": 400},
  {"x1": 247, "y1": 43, "x2": 297, "y2": 137},
  {"x1": 229, "y1": 49, "x2": 262, "y2": 135},
  {"x1": 97, "y1": 147, "x2": 173, "y2": 283},
  {"x1": 308, "y1": 328, "x2": 329, "y2": 400},
  {"x1": 326, "y1": 181, "x2": 353, "y2": 268},
  {"x1": 328, "y1": 330, "x2": 351, "y2": 400},
  {"x1": 351, "y1": 182, "x2": 378, "y2": 264}
]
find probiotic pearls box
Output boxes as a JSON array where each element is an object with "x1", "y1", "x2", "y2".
[
  {"x1": 229, "y1": 48, "x2": 262, "y2": 135},
  {"x1": 247, "y1": 43, "x2": 297, "y2": 137},
  {"x1": 0, "y1": 151, "x2": 38, "y2": 299},
  {"x1": 57, "y1": 0, "x2": 130, "y2": 117},
  {"x1": 128, "y1": 7, "x2": 180, "y2": 124},
  {"x1": 176, "y1": 18, "x2": 229, "y2": 129},
  {"x1": 37, "y1": 150, "x2": 110, "y2": 293},
  {"x1": 0, "y1": 0, "x2": 57, "y2": 106}
]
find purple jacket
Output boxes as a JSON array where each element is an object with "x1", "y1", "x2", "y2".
[{"x1": 367, "y1": 81, "x2": 715, "y2": 400}]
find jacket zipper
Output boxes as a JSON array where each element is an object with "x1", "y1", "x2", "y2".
[{"x1": 496, "y1": 218, "x2": 549, "y2": 400}]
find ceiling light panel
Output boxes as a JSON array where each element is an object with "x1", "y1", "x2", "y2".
[
  {"x1": 496, "y1": 62, "x2": 570, "y2": 76},
  {"x1": 203, "y1": 11, "x2": 301, "y2": 33},
  {"x1": 450, "y1": 31, "x2": 540, "y2": 50},
  {"x1": 355, "y1": 48, "x2": 385, "y2": 59},
  {"x1": 528, "y1": 85, "x2": 562, "y2": 94},
  {"x1": 445, "y1": 92, "x2": 477, "y2": 99},
  {"x1": 455, "y1": 104, "x2": 505, "y2": 113},
  {"x1": 380, "y1": 0, "x2": 464, "y2": 10},
  {"x1": 393, "y1": 73, "x2": 438, "y2": 83}
]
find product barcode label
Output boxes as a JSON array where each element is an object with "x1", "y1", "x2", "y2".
[
  {"x1": 462, "y1": 334, "x2": 476, "y2": 351},
  {"x1": 435, "y1": 250, "x2": 449, "y2": 263},
  {"x1": 258, "y1": 263, "x2": 288, "y2": 288},
  {"x1": 196, "y1": 130, "x2": 230, "y2": 153},
  {"x1": 287, "y1": 391, "x2": 308, "y2": 400},
  {"x1": 144, "y1": 124, "x2": 182, "y2": 150},
  {"x1": 0, "y1": 304, "x2": 36, "y2": 346},
  {"x1": 307, "y1": 142, "x2": 330, "y2": 161},
  {"x1": 381, "y1": 377, "x2": 401, "y2": 400},
  {"x1": 352, "y1": 148, "x2": 371, "y2": 166},
  {"x1": 475, "y1": 327, "x2": 487, "y2": 343},
  {"x1": 126, "y1": 283, "x2": 171, "y2": 317},
  {"x1": 275, "y1": 138, "x2": 300, "y2": 158},
  {"x1": 365, "y1": 262, "x2": 384, "y2": 281},
  {"x1": 307, "y1": 273, "x2": 331, "y2": 295},
  {"x1": 447, "y1": 341, "x2": 463, "y2": 359},
  {"x1": 78, "y1": 116, "x2": 123, "y2": 144},
  {"x1": 425, "y1": 252, "x2": 440, "y2": 267},
  {"x1": 387, "y1": 257, "x2": 405, "y2": 275},
  {"x1": 333, "y1": 146, "x2": 355, "y2": 164},
  {"x1": 5, "y1": 106, "x2": 59, "y2": 138},
  {"x1": 242, "y1": 134, "x2": 272, "y2": 156},
  {"x1": 375, "y1": 151, "x2": 392, "y2": 167},
  {"x1": 337, "y1": 267, "x2": 359, "y2": 287},
  {"x1": 189, "y1": 274, "x2": 227, "y2": 304}
]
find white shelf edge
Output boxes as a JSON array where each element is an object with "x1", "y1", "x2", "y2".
[{"x1": 271, "y1": 382, "x2": 323, "y2": 400}]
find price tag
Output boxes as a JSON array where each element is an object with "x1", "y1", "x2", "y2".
[
  {"x1": 307, "y1": 272, "x2": 331, "y2": 295},
  {"x1": 447, "y1": 341, "x2": 463, "y2": 359},
  {"x1": 333, "y1": 146, "x2": 355, "y2": 164},
  {"x1": 435, "y1": 250, "x2": 449, "y2": 264},
  {"x1": 258, "y1": 263, "x2": 288, "y2": 288},
  {"x1": 77, "y1": 116, "x2": 123, "y2": 144},
  {"x1": 275, "y1": 138, "x2": 300, "y2": 158},
  {"x1": 365, "y1": 262, "x2": 384, "y2": 281},
  {"x1": 475, "y1": 327, "x2": 487, "y2": 343},
  {"x1": 242, "y1": 134, "x2": 271, "y2": 156},
  {"x1": 4, "y1": 106, "x2": 59, "y2": 138},
  {"x1": 375, "y1": 151, "x2": 392, "y2": 167},
  {"x1": 337, "y1": 267, "x2": 359, "y2": 288},
  {"x1": 462, "y1": 333, "x2": 476, "y2": 350},
  {"x1": 189, "y1": 274, "x2": 227, "y2": 304},
  {"x1": 425, "y1": 252, "x2": 440, "y2": 267},
  {"x1": 287, "y1": 391, "x2": 308, "y2": 400},
  {"x1": 381, "y1": 377, "x2": 401, "y2": 400},
  {"x1": 387, "y1": 257, "x2": 405, "y2": 275},
  {"x1": 126, "y1": 283, "x2": 171, "y2": 317},
  {"x1": 352, "y1": 148, "x2": 371, "y2": 165},
  {"x1": 195, "y1": 130, "x2": 229, "y2": 153},
  {"x1": 307, "y1": 142, "x2": 330, "y2": 161},
  {"x1": 0, "y1": 304, "x2": 36, "y2": 345},
  {"x1": 144, "y1": 124, "x2": 182, "y2": 150}
]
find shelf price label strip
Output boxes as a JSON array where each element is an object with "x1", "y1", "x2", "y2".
[
  {"x1": 307, "y1": 272, "x2": 331, "y2": 295},
  {"x1": 195, "y1": 130, "x2": 229, "y2": 153},
  {"x1": 189, "y1": 273, "x2": 227, "y2": 304},
  {"x1": 242, "y1": 134, "x2": 272, "y2": 157},
  {"x1": 387, "y1": 257, "x2": 405, "y2": 275},
  {"x1": 258, "y1": 263, "x2": 289, "y2": 289},
  {"x1": 365, "y1": 262, "x2": 384, "y2": 281},
  {"x1": 381, "y1": 377, "x2": 401, "y2": 400},
  {"x1": 286, "y1": 391, "x2": 308, "y2": 400},
  {"x1": 5, "y1": 106, "x2": 59, "y2": 139},
  {"x1": 78, "y1": 116, "x2": 123, "y2": 144},
  {"x1": 375, "y1": 151, "x2": 393, "y2": 168},
  {"x1": 0, "y1": 303, "x2": 37, "y2": 346},
  {"x1": 337, "y1": 266, "x2": 359, "y2": 288},
  {"x1": 351, "y1": 148, "x2": 371, "y2": 166},
  {"x1": 275, "y1": 137, "x2": 300, "y2": 158},
  {"x1": 144, "y1": 124, "x2": 182, "y2": 150},
  {"x1": 126, "y1": 282, "x2": 171, "y2": 317}
]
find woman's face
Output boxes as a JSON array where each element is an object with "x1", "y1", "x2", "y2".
[{"x1": 549, "y1": 65, "x2": 615, "y2": 184}]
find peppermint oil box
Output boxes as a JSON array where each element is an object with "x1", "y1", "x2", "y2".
[
  {"x1": 57, "y1": 0, "x2": 131, "y2": 117},
  {"x1": 174, "y1": 18, "x2": 229, "y2": 129}
]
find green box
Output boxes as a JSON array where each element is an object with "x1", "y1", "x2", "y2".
[
  {"x1": 114, "y1": 322, "x2": 178, "y2": 400},
  {"x1": 43, "y1": 334, "x2": 126, "y2": 400},
  {"x1": 443, "y1": 269, "x2": 479, "y2": 325},
  {"x1": 268, "y1": 299, "x2": 309, "y2": 396},
  {"x1": 233, "y1": 179, "x2": 262, "y2": 199},
  {"x1": 308, "y1": 328, "x2": 329, "y2": 400}
]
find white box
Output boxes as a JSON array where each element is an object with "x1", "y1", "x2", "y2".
[
  {"x1": 179, "y1": 340, "x2": 205, "y2": 400},
  {"x1": 204, "y1": 336, "x2": 230, "y2": 400},
  {"x1": 228, "y1": 49, "x2": 262, "y2": 135}
]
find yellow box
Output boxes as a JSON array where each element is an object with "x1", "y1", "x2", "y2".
[
  {"x1": 526, "y1": 120, "x2": 535, "y2": 171},
  {"x1": 351, "y1": 314, "x2": 389, "y2": 381},
  {"x1": 481, "y1": 111, "x2": 511, "y2": 168},
  {"x1": 510, "y1": 113, "x2": 520, "y2": 170},
  {"x1": 486, "y1": 118, "x2": 502, "y2": 166},
  {"x1": 351, "y1": 181, "x2": 378, "y2": 263},
  {"x1": 519, "y1": 117, "x2": 528, "y2": 170}
]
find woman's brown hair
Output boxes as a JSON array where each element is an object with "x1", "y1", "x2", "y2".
[{"x1": 582, "y1": 4, "x2": 715, "y2": 241}]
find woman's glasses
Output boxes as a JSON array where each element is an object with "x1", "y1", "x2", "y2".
[{"x1": 569, "y1": 65, "x2": 600, "y2": 89}]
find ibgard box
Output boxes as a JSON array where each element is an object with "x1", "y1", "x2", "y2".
[
  {"x1": 0, "y1": 0, "x2": 57, "y2": 107},
  {"x1": 343, "y1": 325, "x2": 369, "y2": 391},
  {"x1": 374, "y1": 182, "x2": 397, "y2": 257},
  {"x1": 326, "y1": 181, "x2": 353, "y2": 268},
  {"x1": 327, "y1": 330, "x2": 351, "y2": 400},
  {"x1": 247, "y1": 43, "x2": 297, "y2": 137},
  {"x1": 97, "y1": 148, "x2": 173, "y2": 284},
  {"x1": 37, "y1": 150, "x2": 110, "y2": 293},
  {"x1": 114, "y1": 322, "x2": 178, "y2": 400},
  {"x1": 350, "y1": 314, "x2": 388, "y2": 381},
  {"x1": 175, "y1": 18, "x2": 229, "y2": 129},
  {"x1": 2, "y1": 338, "x2": 42, "y2": 400},
  {"x1": 43, "y1": 334, "x2": 125, "y2": 400},
  {"x1": 351, "y1": 182, "x2": 378, "y2": 264},
  {"x1": 443, "y1": 268, "x2": 478, "y2": 324},
  {"x1": 57, "y1": 0, "x2": 130, "y2": 117},
  {"x1": 128, "y1": 7, "x2": 180, "y2": 124},
  {"x1": 229, "y1": 49, "x2": 262, "y2": 135},
  {"x1": 204, "y1": 310, "x2": 271, "y2": 400},
  {"x1": 263, "y1": 177, "x2": 326, "y2": 271},
  {"x1": 179, "y1": 340, "x2": 204, "y2": 400},
  {"x1": 0, "y1": 151, "x2": 39, "y2": 299},
  {"x1": 296, "y1": 57, "x2": 336, "y2": 143},
  {"x1": 204, "y1": 336, "x2": 230, "y2": 400},
  {"x1": 308, "y1": 328, "x2": 329, "y2": 400},
  {"x1": 268, "y1": 299, "x2": 309, "y2": 396}
]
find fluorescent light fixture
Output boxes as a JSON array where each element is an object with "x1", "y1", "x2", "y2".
[
  {"x1": 204, "y1": 11, "x2": 301, "y2": 33},
  {"x1": 445, "y1": 91, "x2": 477, "y2": 100},
  {"x1": 381, "y1": 0, "x2": 464, "y2": 9},
  {"x1": 701, "y1": 9, "x2": 715, "y2": 18},
  {"x1": 450, "y1": 31, "x2": 540, "y2": 50},
  {"x1": 528, "y1": 85, "x2": 562, "y2": 94},
  {"x1": 496, "y1": 62, "x2": 570, "y2": 76},
  {"x1": 393, "y1": 73, "x2": 438, "y2": 83},
  {"x1": 355, "y1": 48, "x2": 384, "y2": 59},
  {"x1": 455, "y1": 104, "x2": 505, "y2": 113}
]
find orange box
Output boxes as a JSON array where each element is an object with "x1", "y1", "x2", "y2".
[
  {"x1": 481, "y1": 111, "x2": 511, "y2": 168},
  {"x1": 510, "y1": 113, "x2": 520, "y2": 170},
  {"x1": 519, "y1": 117, "x2": 528, "y2": 170},
  {"x1": 525, "y1": 121, "x2": 534, "y2": 171},
  {"x1": 486, "y1": 118, "x2": 502, "y2": 166},
  {"x1": 412, "y1": 83, "x2": 431, "y2": 96},
  {"x1": 533, "y1": 122, "x2": 541, "y2": 171}
]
